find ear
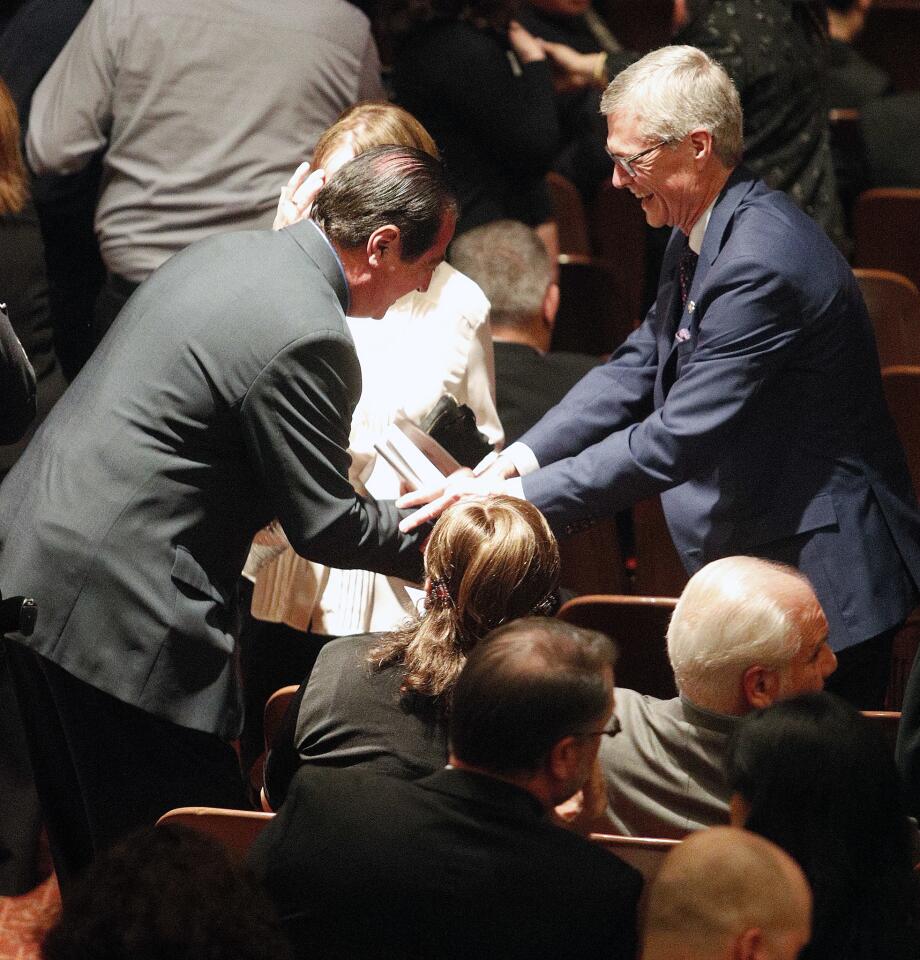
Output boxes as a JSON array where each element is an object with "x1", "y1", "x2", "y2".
[
  {"x1": 688, "y1": 128, "x2": 713, "y2": 164},
  {"x1": 742, "y1": 664, "x2": 780, "y2": 710},
  {"x1": 543, "y1": 281, "x2": 560, "y2": 331},
  {"x1": 546, "y1": 735, "x2": 580, "y2": 781},
  {"x1": 367, "y1": 224, "x2": 401, "y2": 267},
  {"x1": 733, "y1": 927, "x2": 766, "y2": 960}
]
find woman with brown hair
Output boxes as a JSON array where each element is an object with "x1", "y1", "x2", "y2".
[{"x1": 262, "y1": 495, "x2": 560, "y2": 808}]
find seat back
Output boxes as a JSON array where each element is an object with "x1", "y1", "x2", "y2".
[
  {"x1": 881, "y1": 365, "x2": 920, "y2": 499},
  {"x1": 854, "y1": 268, "x2": 920, "y2": 368},
  {"x1": 552, "y1": 254, "x2": 632, "y2": 356},
  {"x1": 156, "y1": 807, "x2": 274, "y2": 860},
  {"x1": 589, "y1": 180, "x2": 647, "y2": 328},
  {"x1": 557, "y1": 520, "x2": 627, "y2": 597},
  {"x1": 860, "y1": 710, "x2": 901, "y2": 757},
  {"x1": 631, "y1": 496, "x2": 689, "y2": 598},
  {"x1": 263, "y1": 684, "x2": 299, "y2": 754},
  {"x1": 546, "y1": 171, "x2": 591, "y2": 256},
  {"x1": 590, "y1": 833, "x2": 679, "y2": 883},
  {"x1": 557, "y1": 594, "x2": 678, "y2": 698},
  {"x1": 853, "y1": 188, "x2": 920, "y2": 291}
]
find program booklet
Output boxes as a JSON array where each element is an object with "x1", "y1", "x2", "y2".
[{"x1": 373, "y1": 418, "x2": 462, "y2": 492}]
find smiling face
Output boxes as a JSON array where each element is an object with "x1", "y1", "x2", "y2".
[{"x1": 606, "y1": 111, "x2": 704, "y2": 235}]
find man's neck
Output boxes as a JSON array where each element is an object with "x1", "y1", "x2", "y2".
[
  {"x1": 683, "y1": 165, "x2": 733, "y2": 248},
  {"x1": 448, "y1": 756, "x2": 552, "y2": 811},
  {"x1": 491, "y1": 325, "x2": 548, "y2": 354}
]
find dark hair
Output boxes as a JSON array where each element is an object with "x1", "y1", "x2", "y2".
[
  {"x1": 370, "y1": 496, "x2": 559, "y2": 711},
  {"x1": 449, "y1": 618, "x2": 616, "y2": 775},
  {"x1": 42, "y1": 825, "x2": 293, "y2": 960},
  {"x1": 381, "y1": 1, "x2": 521, "y2": 44},
  {"x1": 727, "y1": 693, "x2": 919, "y2": 960},
  {"x1": 311, "y1": 145, "x2": 457, "y2": 261}
]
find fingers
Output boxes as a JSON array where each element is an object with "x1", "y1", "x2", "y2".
[
  {"x1": 272, "y1": 164, "x2": 326, "y2": 231},
  {"x1": 396, "y1": 483, "x2": 448, "y2": 510},
  {"x1": 399, "y1": 491, "x2": 463, "y2": 533}
]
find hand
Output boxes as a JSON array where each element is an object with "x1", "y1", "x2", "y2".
[
  {"x1": 540, "y1": 40, "x2": 605, "y2": 93},
  {"x1": 553, "y1": 756, "x2": 608, "y2": 834},
  {"x1": 472, "y1": 451, "x2": 520, "y2": 482},
  {"x1": 508, "y1": 20, "x2": 545, "y2": 64},
  {"x1": 273, "y1": 161, "x2": 327, "y2": 230},
  {"x1": 396, "y1": 468, "x2": 507, "y2": 533}
]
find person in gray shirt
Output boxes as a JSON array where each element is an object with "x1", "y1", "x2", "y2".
[
  {"x1": 596, "y1": 555, "x2": 838, "y2": 838},
  {"x1": 25, "y1": 0, "x2": 384, "y2": 343}
]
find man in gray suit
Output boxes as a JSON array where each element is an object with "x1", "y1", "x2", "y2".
[
  {"x1": 596, "y1": 556, "x2": 837, "y2": 838},
  {"x1": 0, "y1": 146, "x2": 457, "y2": 888}
]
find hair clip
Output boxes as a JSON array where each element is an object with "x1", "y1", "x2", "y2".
[
  {"x1": 427, "y1": 575, "x2": 454, "y2": 609},
  {"x1": 531, "y1": 592, "x2": 561, "y2": 617}
]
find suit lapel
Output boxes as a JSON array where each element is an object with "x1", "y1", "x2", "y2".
[{"x1": 662, "y1": 168, "x2": 761, "y2": 393}]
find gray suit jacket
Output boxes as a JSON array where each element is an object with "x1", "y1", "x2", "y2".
[
  {"x1": 598, "y1": 688, "x2": 737, "y2": 839},
  {"x1": 0, "y1": 220, "x2": 423, "y2": 739}
]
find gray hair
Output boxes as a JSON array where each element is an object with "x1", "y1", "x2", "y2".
[
  {"x1": 600, "y1": 45, "x2": 743, "y2": 167},
  {"x1": 448, "y1": 220, "x2": 552, "y2": 332},
  {"x1": 666, "y1": 557, "x2": 823, "y2": 707}
]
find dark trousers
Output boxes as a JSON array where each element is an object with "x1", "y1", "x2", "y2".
[
  {"x1": 92, "y1": 270, "x2": 139, "y2": 346},
  {"x1": 0, "y1": 647, "x2": 43, "y2": 895},
  {"x1": 823, "y1": 626, "x2": 898, "y2": 710},
  {"x1": 237, "y1": 579, "x2": 332, "y2": 775},
  {"x1": 4, "y1": 641, "x2": 247, "y2": 894}
]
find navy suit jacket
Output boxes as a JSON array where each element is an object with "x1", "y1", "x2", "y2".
[
  {"x1": 0, "y1": 221, "x2": 424, "y2": 738},
  {"x1": 520, "y1": 168, "x2": 920, "y2": 651}
]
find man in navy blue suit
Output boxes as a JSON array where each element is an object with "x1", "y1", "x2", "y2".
[{"x1": 401, "y1": 45, "x2": 920, "y2": 708}]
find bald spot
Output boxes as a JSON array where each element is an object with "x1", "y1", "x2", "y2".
[{"x1": 642, "y1": 827, "x2": 811, "y2": 959}]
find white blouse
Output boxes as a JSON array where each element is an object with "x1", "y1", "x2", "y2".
[{"x1": 248, "y1": 261, "x2": 503, "y2": 633}]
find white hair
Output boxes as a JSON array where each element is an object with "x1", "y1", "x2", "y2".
[
  {"x1": 600, "y1": 45, "x2": 743, "y2": 167},
  {"x1": 667, "y1": 556, "x2": 822, "y2": 706}
]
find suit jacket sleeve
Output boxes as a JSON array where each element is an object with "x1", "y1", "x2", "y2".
[
  {"x1": 522, "y1": 252, "x2": 801, "y2": 528},
  {"x1": 518, "y1": 306, "x2": 660, "y2": 465},
  {"x1": 0, "y1": 304, "x2": 36, "y2": 444},
  {"x1": 241, "y1": 332, "x2": 424, "y2": 583}
]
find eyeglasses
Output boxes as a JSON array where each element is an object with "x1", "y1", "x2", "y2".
[
  {"x1": 578, "y1": 715, "x2": 622, "y2": 740},
  {"x1": 608, "y1": 139, "x2": 671, "y2": 178}
]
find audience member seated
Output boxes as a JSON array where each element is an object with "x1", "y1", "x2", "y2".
[
  {"x1": 41, "y1": 823, "x2": 292, "y2": 960},
  {"x1": 596, "y1": 556, "x2": 837, "y2": 838},
  {"x1": 674, "y1": 0, "x2": 846, "y2": 248},
  {"x1": 449, "y1": 218, "x2": 599, "y2": 444},
  {"x1": 262, "y1": 495, "x2": 560, "y2": 808},
  {"x1": 382, "y1": 0, "x2": 561, "y2": 256},
  {"x1": 517, "y1": 0, "x2": 638, "y2": 201},
  {"x1": 239, "y1": 102, "x2": 502, "y2": 771},
  {"x1": 249, "y1": 617, "x2": 643, "y2": 960},
  {"x1": 25, "y1": 0, "x2": 385, "y2": 342},
  {"x1": 0, "y1": 77, "x2": 66, "y2": 476},
  {"x1": 728, "y1": 692, "x2": 920, "y2": 960},
  {"x1": 826, "y1": 0, "x2": 920, "y2": 190},
  {"x1": 641, "y1": 826, "x2": 813, "y2": 960}
]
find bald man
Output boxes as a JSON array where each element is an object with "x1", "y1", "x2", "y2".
[{"x1": 642, "y1": 827, "x2": 812, "y2": 960}]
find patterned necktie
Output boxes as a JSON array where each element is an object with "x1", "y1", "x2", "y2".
[{"x1": 679, "y1": 247, "x2": 698, "y2": 307}]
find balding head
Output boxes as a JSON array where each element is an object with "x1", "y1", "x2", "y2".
[
  {"x1": 642, "y1": 827, "x2": 812, "y2": 960},
  {"x1": 666, "y1": 557, "x2": 834, "y2": 715}
]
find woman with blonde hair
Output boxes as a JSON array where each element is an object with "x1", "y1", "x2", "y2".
[{"x1": 262, "y1": 495, "x2": 559, "y2": 808}]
